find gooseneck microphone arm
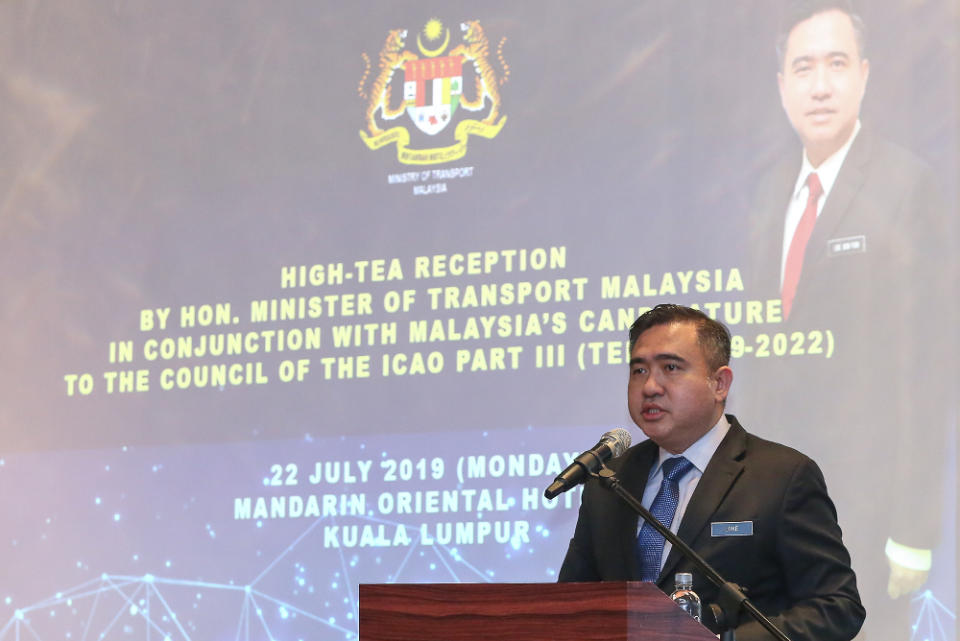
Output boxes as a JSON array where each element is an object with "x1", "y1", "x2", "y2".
[{"x1": 593, "y1": 465, "x2": 792, "y2": 641}]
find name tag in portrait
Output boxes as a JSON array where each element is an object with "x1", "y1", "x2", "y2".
[{"x1": 827, "y1": 235, "x2": 867, "y2": 256}]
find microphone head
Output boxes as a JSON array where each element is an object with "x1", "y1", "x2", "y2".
[{"x1": 604, "y1": 428, "x2": 632, "y2": 458}]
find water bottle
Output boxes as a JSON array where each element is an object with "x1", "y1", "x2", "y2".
[{"x1": 670, "y1": 572, "x2": 702, "y2": 622}]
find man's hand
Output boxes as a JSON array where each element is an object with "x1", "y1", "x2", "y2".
[
  {"x1": 887, "y1": 558, "x2": 929, "y2": 599},
  {"x1": 885, "y1": 538, "x2": 932, "y2": 599}
]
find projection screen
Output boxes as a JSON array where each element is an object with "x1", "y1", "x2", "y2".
[{"x1": 1, "y1": 2, "x2": 956, "y2": 640}]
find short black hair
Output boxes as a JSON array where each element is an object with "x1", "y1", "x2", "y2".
[
  {"x1": 776, "y1": 0, "x2": 867, "y2": 70},
  {"x1": 628, "y1": 304, "x2": 731, "y2": 372}
]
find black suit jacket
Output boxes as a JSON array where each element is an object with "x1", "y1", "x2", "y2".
[
  {"x1": 743, "y1": 128, "x2": 954, "y2": 548},
  {"x1": 558, "y1": 416, "x2": 865, "y2": 641}
]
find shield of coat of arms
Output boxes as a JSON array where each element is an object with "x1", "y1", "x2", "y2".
[{"x1": 404, "y1": 56, "x2": 463, "y2": 136}]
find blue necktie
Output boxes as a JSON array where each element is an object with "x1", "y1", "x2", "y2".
[{"x1": 636, "y1": 456, "x2": 694, "y2": 582}]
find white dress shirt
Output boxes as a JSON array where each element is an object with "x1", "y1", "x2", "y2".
[
  {"x1": 779, "y1": 120, "x2": 862, "y2": 287},
  {"x1": 640, "y1": 414, "x2": 731, "y2": 573}
]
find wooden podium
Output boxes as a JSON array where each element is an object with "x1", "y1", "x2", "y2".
[{"x1": 359, "y1": 581, "x2": 717, "y2": 640}]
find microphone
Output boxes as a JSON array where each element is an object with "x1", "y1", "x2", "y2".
[{"x1": 544, "y1": 428, "x2": 631, "y2": 499}]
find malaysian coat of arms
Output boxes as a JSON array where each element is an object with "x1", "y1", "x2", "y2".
[{"x1": 358, "y1": 19, "x2": 509, "y2": 165}]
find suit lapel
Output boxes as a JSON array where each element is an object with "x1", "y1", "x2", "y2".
[
  {"x1": 750, "y1": 157, "x2": 800, "y2": 298},
  {"x1": 615, "y1": 440, "x2": 658, "y2": 578},
  {"x1": 658, "y1": 417, "x2": 747, "y2": 584},
  {"x1": 805, "y1": 130, "x2": 873, "y2": 265}
]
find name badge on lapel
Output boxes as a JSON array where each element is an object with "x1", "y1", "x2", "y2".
[
  {"x1": 711, "y1": 521, "x2": 754, "y2": 537},
  {"x1": 827, "y1": 235, "x2": 867, "y2": 256}
]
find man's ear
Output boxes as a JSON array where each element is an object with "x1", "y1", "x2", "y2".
[{"x1": 713, "y1": 366, "x2": 734, "y2": 402}]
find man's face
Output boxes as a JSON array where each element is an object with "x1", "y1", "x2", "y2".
[
  {"x1": 627, "y1": 321, "x2": 732, "y2": 454},
  {"x1": 778, "y1": 9, "x2": 869, "y2": 166}
]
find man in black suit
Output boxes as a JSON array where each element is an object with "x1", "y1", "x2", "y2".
[
  {"x1": 559, "y1": 304, "x2": 864, "y2": 641},
  {"x1": 741, "y1": 2, "x2": 955, "y2": 635}
]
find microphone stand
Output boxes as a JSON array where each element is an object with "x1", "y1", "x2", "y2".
[{"x1": 594, "y1": 465, "x2": 792, "y2": 641}]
